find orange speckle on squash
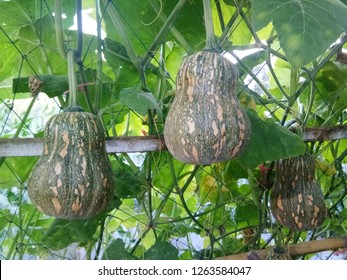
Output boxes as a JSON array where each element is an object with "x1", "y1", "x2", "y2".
[
  {"x1": 51, "y1": 197, "x2": 62, "y2": 214},
  {"x1": 54, "y1": 162, "x2": 62, "y2": 175},
  {"x1": 71, "y1": 197, "x2": 82, "y2": 214},
  {"x1": 81, "y1": 157, "x2": 87, "y2": 177},
  {"x1": 192, "y1": 146, "x2": 199, "y2": 163},
  {"x1": 60, "y1": 131, "x2": 70, "y2": 158},
  {"x1": 277, "y1": 195, "x2": 284, "y2": 211}
]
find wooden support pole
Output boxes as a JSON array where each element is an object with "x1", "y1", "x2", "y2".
[
  {"x1": 0, "y1": 136, "x2": 166, "y2": 157},
  {"x1": 303, "y1": 125, "x2": 347, "y2": 142},
  {"x1": 215, "y1": 236, "x2": 347, "y2": 260},
  {"x1": 0, "y1": 125, "x2": 346, "y2": 157}
]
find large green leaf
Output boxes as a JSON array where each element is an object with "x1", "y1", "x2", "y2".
[
  {"x1": 119, "y1": 87, "x2": 163, "y2": 119},
  {"x1": 238, "y1": 110, "x2": 306, "y2": 168},
  {"x1": 0, "y1": 208, "x2": 12, "y2": 231},
  {"x1": 41, "y1": 218, "x2": 100, "y2": 250},
  {"x1": 234, "y1": 200, "x2": 259, "y2": 227},
  {"x1": 0, "y1": 1, "x2": 75, "y2": 81},
  {"x1": 152, "y1": 153, "x2": 191, "y2": 193},
  {"x1": 4, "y1": 157, "x2": 38, "y2": 184},
  {"x1": 114, "y1": 170, "x2": 145, "y2": 198},
  {"x1": 102, "y1": 239, "x2": 138, "y2": 260},
  {"x1": 144, "y1": 241, "x2": 178, "y2": 260},
  {"x1": 102, "y1": 0, "x2": 205, "y2": 56},
  {"x1": 213, "y1": 3, "x2": 253, "y2": 45},
  {"x1": 0, "y1": 163, "x2": 21, "y2": 188},
  {"x1": 311, "y1": 62, "x2": 347, "y2": 125},
  {"x1": 251, "y1": 0, "x2": 347, "y2": 67}
]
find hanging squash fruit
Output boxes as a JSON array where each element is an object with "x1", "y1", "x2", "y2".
[
  {"x1": 27, "y1": 50, "x2": 114, "y2": 220},
  {"x1": 270, "y1": 152, "x2": 327, "y2": 231},
  {"x1": 164, "y1": 1, "x2": 250, "y2": 165}
]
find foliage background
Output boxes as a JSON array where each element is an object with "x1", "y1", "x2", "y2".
[{"x1": 0, "y1": 0, "x2": 347, "y2": 260}]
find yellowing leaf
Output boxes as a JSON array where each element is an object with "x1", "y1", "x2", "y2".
[
  {"x1": 315, "y1": 158, "x2": 337, "y2": 176},
  {"x1": 239, "y1": 92, "x2": 257, "y2": 110},
  {"x1": 199, "y1": 175, "x2": 230, "y2": 203}
]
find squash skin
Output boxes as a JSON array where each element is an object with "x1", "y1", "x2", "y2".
[
  {"x1": 164, "y1": 50, "x2": 250, "y2": 165},
  {"x1": 28, "y1": 111, "x2": 114, "y2": 220},
  {"x1": 270, "y1": 153, "x2": 327, "y2": 231}
]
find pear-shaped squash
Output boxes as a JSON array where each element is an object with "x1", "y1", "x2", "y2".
[
  {"x1": 270, "y1": 153, "x2": 327, "y2": 231},
  {"x1": 164, "y1": 50, "x2": 251, "y2": 165},
  {"x1": 28, "y1": 108, "x2": 114, "y2": 220}
]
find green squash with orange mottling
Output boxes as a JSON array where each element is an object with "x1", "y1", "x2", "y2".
[
  {"x1": 28, "y1": 109, "x2": 114, "y2": 220},
  {"x1": 164, "y1": 50, "x2": 250, "y2": 165},
  {"x1": 270, "y1": 153, "x2": 327, "y2": 231}
]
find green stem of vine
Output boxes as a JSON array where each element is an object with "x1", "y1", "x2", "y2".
[
  {"x1": 94, "y1": 0, "x2": 103, "y2": 112},
  {"x1": 67, "y1": 49, "x2": 78, "y2": 108},
  {"x1": 203, "y1": 0, "x2": 216, "y2": 49},
  {"x1": 75, "y1": 0, "x2": 95, "y2": 114},
  {"x1": 54, "y1": 0, "x2": 67, "y2": 58}
]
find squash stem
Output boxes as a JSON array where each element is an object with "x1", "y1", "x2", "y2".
[
  {"x1": 203, "y1": 0, "x2": 216, "y2": 50},
  {"x1": 75, "y1": 0, "x2": 95, "y2": 114},
  {"x1": 94, "y1": 0, "x2": 103, "y2": 113},
  {"x1": 67, "y1": 49, "x2": 78, "y2": 108},
  {"x1": 54, "y1": 0, "x2": 67, "y2": 58}
]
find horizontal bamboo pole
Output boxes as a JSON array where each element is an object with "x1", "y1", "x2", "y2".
[
  {"x1": 216, "y1": 236, "x2": 347, "y2": 260},
  {"x1": 0, "y1": 136, "x2": 166, "y2": 157},
  {"x1": 303, "y1": 125, "x2": 347, "y2": 142},
  {"x1": 0, "y1": 125, "x2": 346, "y2": 157}
]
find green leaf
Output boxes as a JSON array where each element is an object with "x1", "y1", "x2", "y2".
[
  {"x1": 0, "y1": 209, "x2": 12, "y2": 231},
  {"x1": 223, "y1": 159, "x2": 249, "y2": 181},
  {"x1": 238, "y1": 110, "x2": 306, "y2": 168},
  {"x1": 5, "y1": 157, "x2": 39, "y2": 183},
  {"x1": 119, "y1": 87, "x2": 163, "y2": 120},
  {"x1": 114, "y1": 170, "x2": 144, "y2": 198},
  {"x1": 310, "y1": 62, "x2": 347, "y2": 124},
  {"x1": 234, "y1": 200, "x2": 259, "y2": 226},
  {"x1": 251, "y1": 0, "x2": 347, "y2": 67},
  {"x1": 41, "y1": 218, "x2": 100, "y2": 250},
  {"x1": 102, "y1": 239, "x2": 138, "y2": 260},
  {"x1": 102, "y1": 1, "x2": 205, "y2": 55},
  {"x1": 0, "y1": 162, "x2": 21, "y2": 188},
  {"x1": 144, "y1": 241, "x2": 178, "y2": 260},
  {"x1": 152, "y1": 153, "x2": 191, "y2": 193},
  {"x1": 213, "y1": 3, "x2": 253, "y2": 45}
]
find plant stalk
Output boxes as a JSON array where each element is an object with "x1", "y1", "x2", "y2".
[
  {"x1": 67, "y1": 49, "x2": 78, "y2": 108},
  {"x1": 94, "y1": 0, "x2": 103, "y2": 112},
  {"x1": 203, "y1": 0, "x2": 216, "y2": 49},
  {"x1": 54, "y1": 0, "x2": 67, "y2": 58},
  {"x1": 75, "y1": 0, "x2": 95, "y2": 114}
]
